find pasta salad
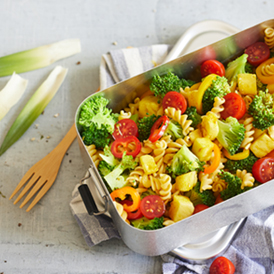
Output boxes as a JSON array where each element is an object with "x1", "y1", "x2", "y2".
[{"x1": 78, "y1": 27, "x2": 274, "y2": 231}]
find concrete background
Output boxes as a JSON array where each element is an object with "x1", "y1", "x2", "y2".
[{"x1": 0, "y1": 1, "x2": 273, "y2": 273}]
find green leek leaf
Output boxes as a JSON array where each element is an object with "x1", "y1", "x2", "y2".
[
  {"x1": 0, "y1": 73, "x2": 28, "y2": 120},
  {"x1": 0, "y1": 66, "x2": 68, "y2": 156},
  {"x1": 0, "y1": 39, "x2": 80, "y2": 77}
]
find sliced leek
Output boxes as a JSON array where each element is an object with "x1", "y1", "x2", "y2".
[
  {"x1": 0, "y1": 39, "x2": 80, "y2": 77},
  {"x1": 0, "y1": 66, "x2": 68, "y2": 156},
  {"x1": 0, "y1": 73, "x2": 28, "y2": 120}
]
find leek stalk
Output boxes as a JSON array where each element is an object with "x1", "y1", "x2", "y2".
[
  {"x1": 0, "y1": 39, "x2": 80, "y2": 77},
  {"x1": 0, "y1": 73, "x2": 28, "y2": 120},
  {"x1": 0, "y1": 66, "x2": 68, "y2": 156}
]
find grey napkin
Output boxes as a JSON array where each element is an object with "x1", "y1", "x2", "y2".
[{"x1": 70, "y1": 45, "x2": 274, "y2": 274}]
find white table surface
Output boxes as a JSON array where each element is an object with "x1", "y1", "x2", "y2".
[{"x1": 0, "y1": 1, "x2": 273, "y2": 273}]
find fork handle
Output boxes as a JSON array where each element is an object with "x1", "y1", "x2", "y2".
[{"x1": 50, "y1": 124, "x2": 77, "y2": 160}]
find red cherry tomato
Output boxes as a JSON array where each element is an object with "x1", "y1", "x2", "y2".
[
  {"x1": 209, "y1": 256, "x2": 235, "y2": 274},
  {"x1": 140, "y1": 195, "x2": 165, "y2": 219},
  {"x1": 200, "y1": 60, "x2": 225, "y2": 78},
  {"x1": 193, "y1": 204, "x2": 209, "y2": 214},
  {"x1": 215, "y1": 194, "x2": 224, "y2": 205},
  {"x1": 162, "y1": 91, "x2": 187, "y2": 113},
  {"x1": 112, "y1": 119, "x2": 138, "y2": 139},
  {"x1": 111, "y1": 136, "x2": 141, "y2": 158},
  {"x1": 221, "y1": 93, "x2": 246, "y2": 120},
  {"x1": 245, "y1": 42, "x2": 270, "y2": 67},
  {"x1": 252, "y1": 157, "x2": 274, "y2": 183},
  {"x1": 127, "y1": 208, "x2": 143, "y2": 220},
  {"x1": 149, "y1": 115, "x2": 170, "y2": 143}
]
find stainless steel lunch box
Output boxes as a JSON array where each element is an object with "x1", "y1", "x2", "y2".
[{"x1": 75, "y1": 19, "x2": 274, "y2": 257}]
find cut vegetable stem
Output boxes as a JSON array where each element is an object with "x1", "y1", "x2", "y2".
[
  {"x1": 0, "y1": 66, "x2": 68, "y2": 156},
  {"x1": 0, "y1": 73, "x2": 28, "y2": 120},
  {"x1": 0, "y1": 39, "x2": 80, "y2": 77}
]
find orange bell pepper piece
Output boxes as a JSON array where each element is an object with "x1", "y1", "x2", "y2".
[
  {"x1": 110, "y1": 186, "x2": 141, "y2": 213},
  {"x1": 203, "y1": 143, "x2": 221, "y2": 174}
]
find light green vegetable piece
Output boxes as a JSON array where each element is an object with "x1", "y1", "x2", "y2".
[
  {"x1": 0, "y1": 39, "x2": 80, "y2": 77},
  {"x1": 0, "y1": 66, "x2": 68, "y2": 156},
  {"x1": 0, "y1": 73, "x2": 28, "y2": 120}
]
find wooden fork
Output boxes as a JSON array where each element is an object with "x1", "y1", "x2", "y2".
[{"x1": 9, "y1": 124, "x2": 77, "y2": 212}]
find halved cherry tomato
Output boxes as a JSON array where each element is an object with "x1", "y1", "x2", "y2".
[
  {"x1": 112, "y1": 119, "x2": 138, "y2": 140},
  {"x1": 266, "y1": 148, "x2": 274, "y2": 158},
  {"x1": 162, "y1": 91, "x2": 187, "y2": 113},
  {"x1": 203, "y1": 144, "x2": 221, "y2": 174},
  {"x1": 111, "y1": 136, "x2": 141, "y2": 158},
  {"x1": 252, "y1": 157, "x2": 274, "y2": 183},
  {"x1": 193, "y1": 204, "x2": 209, "y2": 214},
  {"x1": 245, "y1": 42, "x2": 270, "y2": 67},
  {"x1": 215, "y1": 194, "x2": 224, "y2": 205},
  {"x1": 209, "y1": 256, "x2": 235, "y2": 274},
  {"x1": 110, "y1": 186, "x2": 141, "y2": 213},
  {"x1": 127, "y1": 208, "x2": 143, "y2": 220},
  {"x1": 221, "y1": 93, "x2": 246, "y2": 120},
  {"x1": 140, "y1": 195, "x2": 165, "y2": 219},
  {"x1": 149, "y1": 115, "x2": 170, "y2": 143},
  {"x1": 200, "y1": 60, "x2": 225, "y2": 78}
]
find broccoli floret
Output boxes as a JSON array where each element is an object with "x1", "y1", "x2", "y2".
[
  {"x1": 164, "y1": 119, "x2": 184, "y2": 141},
  {"x1": 184, "y1": 106, "x2": 202, "y2": 128},
  {"x1": 185, "y1": 181, "x2": 216, "y2": 206},
  {"x1": 131, "y1": 216, "x2": 164, "y2": 230},
  {"x1": 98, "y1": 160, "x2": 115, "y2": 177},
  {"x1": 138, "y1": 114, "x2": 160, "y2": 141},
  {"x1": 219, "y1": 170, "x2": 249, "y2": 200},
  {"x1": 150, "y1": 71, "x2": 181, "y2": 98},
  {"x1": 245, "y1": 62, "x2": 255, "y2": 74},
  {"x1": 103, "y1": 153, "x2": 138, "y2": 191},
  {"x1": 225, "y1": 53, "x2": 248, "y2": 84},
  {"x1": 181, "y1": 78, "x2": 196, "y2": 89},
  {"x1": 248, "y1": 90, "x2": 274, "y2": 130},
  {"x1": 79, "y1": 95, "x2": 118, "y2": 149},
  {"x1": 217, "y1": 117, "x2": 245, "y2": 156},
  {"x1": 224, "y1": 151, "x2": 259, "y2": 173},
  {"x1": 167, "y1": 144, "x2": 205, "y2": 178},
  {"x1": 82, "y1": 123, "x2": 111, "y2": 148},
  {"x1": 202, "y1": 76, "x2": 231, "y2": 114},
  {"x1": 257, "y1": 78, "x2": 268, "y2": 92}
]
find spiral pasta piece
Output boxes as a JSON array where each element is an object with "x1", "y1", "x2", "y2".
[
  {"x1": 236, "y1": 169, "x2": 255, "y2": 189},
  {"x1": 118, "y1": 110, "x2": 131, "y2": 120},
  {"x1": 164, "y1": 107, "x2": 194, "y2": 136},
  {"x1": 126, "y1": 166, "x2": 145, "y2": 186},
  {"x1": 157, "y1": 174, "x2": 172, "y2": 203},
  {"x1": 208, "y1": 97, "x2": 225, "y2": 118},
  {"x1": 85, "y1": 144, "x2": 101, "y2": 167},
  {"x1": 212, "y1": 177, "x2": 227, "y2": 193},
  {"x1": 153, "y1": 139, "x2": 168, "y2": 174},
  {"x1": 264, "y1": 27, "x2": 274, "y2": 49},
  {"x1": 163, "y1": 218, "x2": 175, "y2": 227},
  {"x1": 260, "y1": 63, "x2": 274, "y2": 77},
  {"x1": 199, "y1": 171, "x2": 214, "y2": 192},
  {"x1": 163, "y1": 138, "x2": 190, "y2": 165},
  {"x1": 113, "y1": 201, "x2": 129, "y2": 224},
  {"x1": 240, "y1": 117, "x2": 255, "y2": 150},
  {"x1": 124, "y1": 97, "x2": 140, "y2": 115}
]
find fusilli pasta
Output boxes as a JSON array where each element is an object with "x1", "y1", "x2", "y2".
[{"x1": 264, "y1": 27, "x2": 274, "y2": 49}]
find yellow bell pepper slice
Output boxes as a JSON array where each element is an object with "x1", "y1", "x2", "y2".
[
  {"x1": 256, "y1": 57, "x2": 274, "y2": 84},
  {"x1": 267, "y1": 83, "x2": 274, "y2": 94},
  {"x1": 191, "y1": 74, "x2": 217, "y2": 114},
  {"x1": 190, "y1": 82, "x2": 201, "y2": 90},
  {"x1": 223, "y1": 148, "x2": 250, "y2": 160}
]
